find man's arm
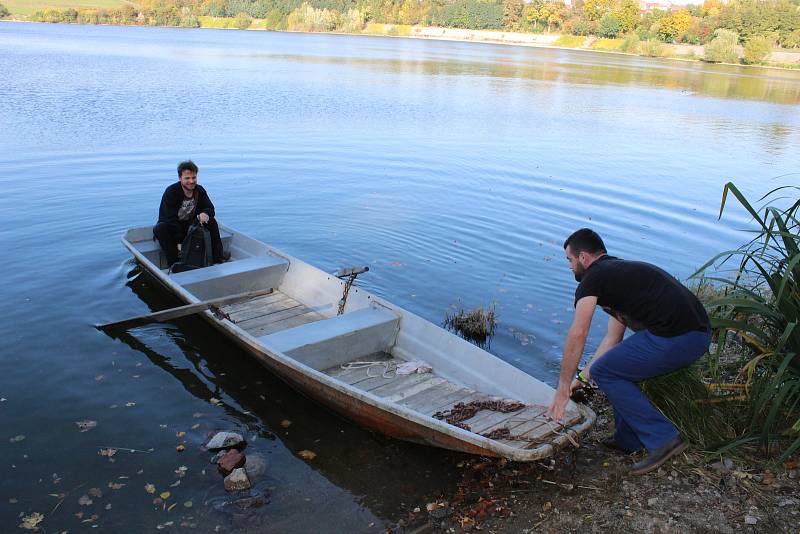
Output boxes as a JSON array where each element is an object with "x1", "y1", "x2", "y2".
[
  {"x1": 158, "y1": 185, "x2": 179, "y2": 224},
  {"x1": 545, "y1": 296, "x2": 597, "y2": 422},
  {"x1": 196, "y1": 186, "x2": 215, "y2": 218},
  {"x1": 583, "y1": 316, "x2": 625, "y2": 381}
]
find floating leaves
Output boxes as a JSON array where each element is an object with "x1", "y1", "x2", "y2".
[
  {"x1": 125, "y1": 402, "x2": 136, "y2": 407},
  {"x1": 209, "y1": 398, "x2": 221, "y2": 405},
  {"x1": 9, "y1": 435, "x2": 25, "y2": 443},
  {"x1": 88, "y1": 488, "x2": 103, "y2": 498},
  {"x1": 159, "y1": 491, "x2": 171, "y2": 500},
  {"x1": 280, "y1": 420, "x2": 292, "y2": 428},
  {"x1": 298, "y1": 449, "x2": 317, "y2": 460},
  {"x1": 75, "y1": 420, "x2": 97, "y2": 432},
  {"x1": 144, "y1": 483, "x2": 156, "y2": 494},
  {"x1": 98, "y1": 448, "x2": 117, "y2": 458},
  {"x1": 175, "y1": 444, "x2": 185, "y2": 452},
  {"x1": 18, "y1": 512, "x2": 44, "y2": 530},
  {"x1": 183, "y1": 501, "x2": 193, "y2": 508},
  {"x1": 108, "y1": 482, "x2": 125, "y2": 490},
  {"x1": 78, "y1": 495, "x2": 93, "y2": 506}
]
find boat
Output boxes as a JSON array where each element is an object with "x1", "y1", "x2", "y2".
[{"x1": 121, "y1": 223, "x2": 595, "y2": 461}]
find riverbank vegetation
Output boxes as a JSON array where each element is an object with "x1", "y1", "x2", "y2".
[
  {"x1": 644, "y1": 183, "x2": 800, "y2": 461},
  {"x1": 7, "y1": 0, "x2": 800, "y2": 67}
]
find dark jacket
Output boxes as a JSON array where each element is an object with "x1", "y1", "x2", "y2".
[{"x1": 157, "y1": 182, "x2": 215, "y2": 224}]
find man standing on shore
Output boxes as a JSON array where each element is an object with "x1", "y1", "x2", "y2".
[
  {"x1": 153, "y1": 160, "x2": 225, "y2": 267},
  {"x1": 546, "y1": 228, "x2": 711, "y2": 475}
]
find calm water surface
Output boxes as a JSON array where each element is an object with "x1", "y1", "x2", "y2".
[{"x1": 1, "y1": 22, "x2": 799, "y2": 532}]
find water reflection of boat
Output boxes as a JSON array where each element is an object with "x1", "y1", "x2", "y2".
[{"x1": 122, "y1": 223, "x2": 594, "y2": 461}]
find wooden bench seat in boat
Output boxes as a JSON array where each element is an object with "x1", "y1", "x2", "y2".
[
  {"x1": 258, "y1": 306, "x2": 400, "y2": 370},
  {"x1": 170, "y1": 255, "x2": 289, "y2": 300},
  {"x1": 135, "y1": 229, "x2": 234, "y2": 269}
]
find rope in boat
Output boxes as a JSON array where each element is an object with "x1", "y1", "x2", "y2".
[{"x1": 339, "y1": 361, "x2": 397, "y2": 379}]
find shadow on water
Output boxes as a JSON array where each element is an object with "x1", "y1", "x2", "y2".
[{"x1": 112, "y1": 266, "x2": 466, "y2": 524}]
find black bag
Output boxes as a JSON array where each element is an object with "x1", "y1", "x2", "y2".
[{"x1": 171, "y1": 222, "x2": 213, "y2": 273}]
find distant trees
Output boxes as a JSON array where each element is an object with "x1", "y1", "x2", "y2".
[{"x1": 20, "y1": 0, "x2": 800, "y2": 66}]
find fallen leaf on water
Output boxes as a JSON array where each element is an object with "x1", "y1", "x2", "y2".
[
  {"x1": 167, "y1": 502, "x2": 177, "y2": 511},
  {"x1": 160, "y1": 492, "x2": 171, "y2": 500},
  {"x1": 190, "y1": 423, "x2": 200, "y2": 430},
  {"x1": 169, "y1": 480, "x2": 181, "y2": 488},
  {"x1": 81, "y1": 514, "x2": 98, "y2": 523},
  {"x1": 176, "y1": 431, "x2": 185, "y2": 437},
  {"x1": 18, "y1": 512, "x2": 44, "y2": 530},
  {"x1": 426, "y1": 502, "x2": 444, "y2": 512},
  {"x1": 125, "y1": 402, "x2": 136, "y2": 407},
  {"x1": 108, "y1": 482, "x2": 125, "y2": 490},
  {"x1": 192, "y1": 412, "x2": 205, "y2": 418},
  {"x1": 78, "y1": 495, "x2": 93, "y2": 506},
  {"x1": 105, "y1": 503, "x2": 112, "y2": 510},
  {"x1": 95, "y1": 374, "x2": 104, "y2": 381},
  {"x1": 298, "y1": 450, "x2": 316, "y2": 460},
  {"x1": 75, "y1": 512, "x2": 84, "y2": 519},
  {"x1": 209, "y1": 398, "x2": 221, "y2": 405},
  {"x1": 153, "y1": 497, "x2": 163, "y2": 506},
  {"x1": 9, "y1": 435, "x2": 25, "y2": 443},
  {"x1": 175, "y1": 466, "x2": 188, "y2": 477},
  {"x1": 98, "y1": 448, "x2": 117, "y2": 457},
  {"x1": 144, "y1": 483, "x2": 156, "y2": 494},
  {"x1": 175, "y1": 445, "x2": 185, "y2": 452},
  {"x1": 48, "y1": 493, "x2": 65, "y2": 499},
  {"x1": 390, "y1": 261, "x2": 402, "y2": 267},
  {"x1": 88, "y1": 488, "x2": 103, "y2": 498},
  {"x1": 280, "y1": 420, "x2": 292, "y2": 428},
  {"x1": 183, "y1": 501, "x2": 193, "y2": 508}
]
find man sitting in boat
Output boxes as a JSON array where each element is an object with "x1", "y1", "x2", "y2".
[
  {"x1": 153, "y1": 160, "x2": 225, "y2": 267},
  {"x1": 546, "y1": 228, "x2": 710, "y2": 475}
]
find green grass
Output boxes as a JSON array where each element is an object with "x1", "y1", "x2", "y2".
[
  {"x1": 198, "y1": 15, "x2": 237, "y2": 29},
  {"x1": 590, "y1": 38, "x2": 623, "y2": 51},
  {"x1": 4, "y1": 0, "x2": 125, "y2": 16},
  {"x1": 553, "y1": 34, "x2": 585, "y2": 48}
]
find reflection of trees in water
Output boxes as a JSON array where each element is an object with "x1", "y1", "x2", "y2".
[
  {"x1": 267, "y1": 50, "x2": 800, "y2": 104},
  {"x1": 113, "y1": 266, "x2": 464, "y2": 517}
]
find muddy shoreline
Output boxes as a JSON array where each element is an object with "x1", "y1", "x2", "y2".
[{"x1": 397, "y1": 392, "x2": 799, "y2": 533}]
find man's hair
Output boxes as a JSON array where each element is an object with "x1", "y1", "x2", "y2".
[
  {"x1": 563, "y1": 228, "x2": 607, "y2": 255},
  {"x1": 177, "y1": 160, "x2": 198, "y2": 177}
]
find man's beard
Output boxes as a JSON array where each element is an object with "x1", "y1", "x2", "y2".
[{"x1": 573, "y1": 264, "x2": 586, "y2": 282}]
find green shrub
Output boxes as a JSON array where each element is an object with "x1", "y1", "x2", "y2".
[
  {"x1": 598, "y1": 13, "x2": 620, "y2": 38},
  {"x1": 704, "y1": 28, "x2": 739, "y2": 63},
  {"x1": 620, "y1": 33, "x2": 640, "y2": 53},
  {"x1": 233, "y1": 11, "x2": 251, "y2": 29},
  {"x1": 639, "y1": 39, "x2": 665, "y2": 57},
  {"x1": 553, "y1": 34, "x2": 584, "y2": 47},
  {"x1": 743, "y1": 35, "x2": 772, "y2": 65},
  {"x1": 179, "y1": 14, "x2": 200, "y2": 27},
  {"x1": 0, "y1": 3, "x2": 9, "y2": 18},
  {"x1": 591, "y1": 38, "x2": 623, "y2": 51}
]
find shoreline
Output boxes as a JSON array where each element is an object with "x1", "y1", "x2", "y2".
[{"x1": 4, "y1": 18, "x2": 800, "y2": 72}]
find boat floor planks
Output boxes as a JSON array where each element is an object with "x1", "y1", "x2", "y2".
[
  {"x1": 221, "y1": 290, "x2": 327, "y2": 337},
  {"x1": 322, "y1": 355, "x2": 571, "y2": 451}
]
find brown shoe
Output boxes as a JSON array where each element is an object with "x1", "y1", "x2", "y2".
[{"x1": 630, "y1": 436, "x2": 687, "y2": 475}]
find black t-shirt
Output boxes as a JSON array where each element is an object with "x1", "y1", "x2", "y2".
[{"x1": 574, "y1": 255, "x2": 709, "y2": 337}]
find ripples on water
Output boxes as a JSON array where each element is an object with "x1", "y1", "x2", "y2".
[{"x1": 1, "y1": 22, "x2": 798, "y2": 532}]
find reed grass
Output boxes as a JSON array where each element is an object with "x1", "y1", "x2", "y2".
[
  {"x1": 444, "y1": 304, "x2": 497, "y2": 343},
  {"x1": 690, "y1": 182, "x2": 800, "y2": 460}
]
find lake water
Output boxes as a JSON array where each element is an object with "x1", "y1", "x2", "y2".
[{"x1": 1, "y1": 21, "x2": 798, "y2": 532}]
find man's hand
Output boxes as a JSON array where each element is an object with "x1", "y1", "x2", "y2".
[
  {"x1": 545, "y1": 387, "x2": 571, "y2": 423},
  {"x1": 197, "y1": 212, "x2": 210, "y2": 225}
]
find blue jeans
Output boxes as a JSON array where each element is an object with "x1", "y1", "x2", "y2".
[{"x1": 591, "y1": 329, "x2": 711, "y2": 453}]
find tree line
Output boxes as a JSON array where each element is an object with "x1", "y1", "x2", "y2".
[{"x1": 20, "y1": 0, "x2": 800, "y2": 58}]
